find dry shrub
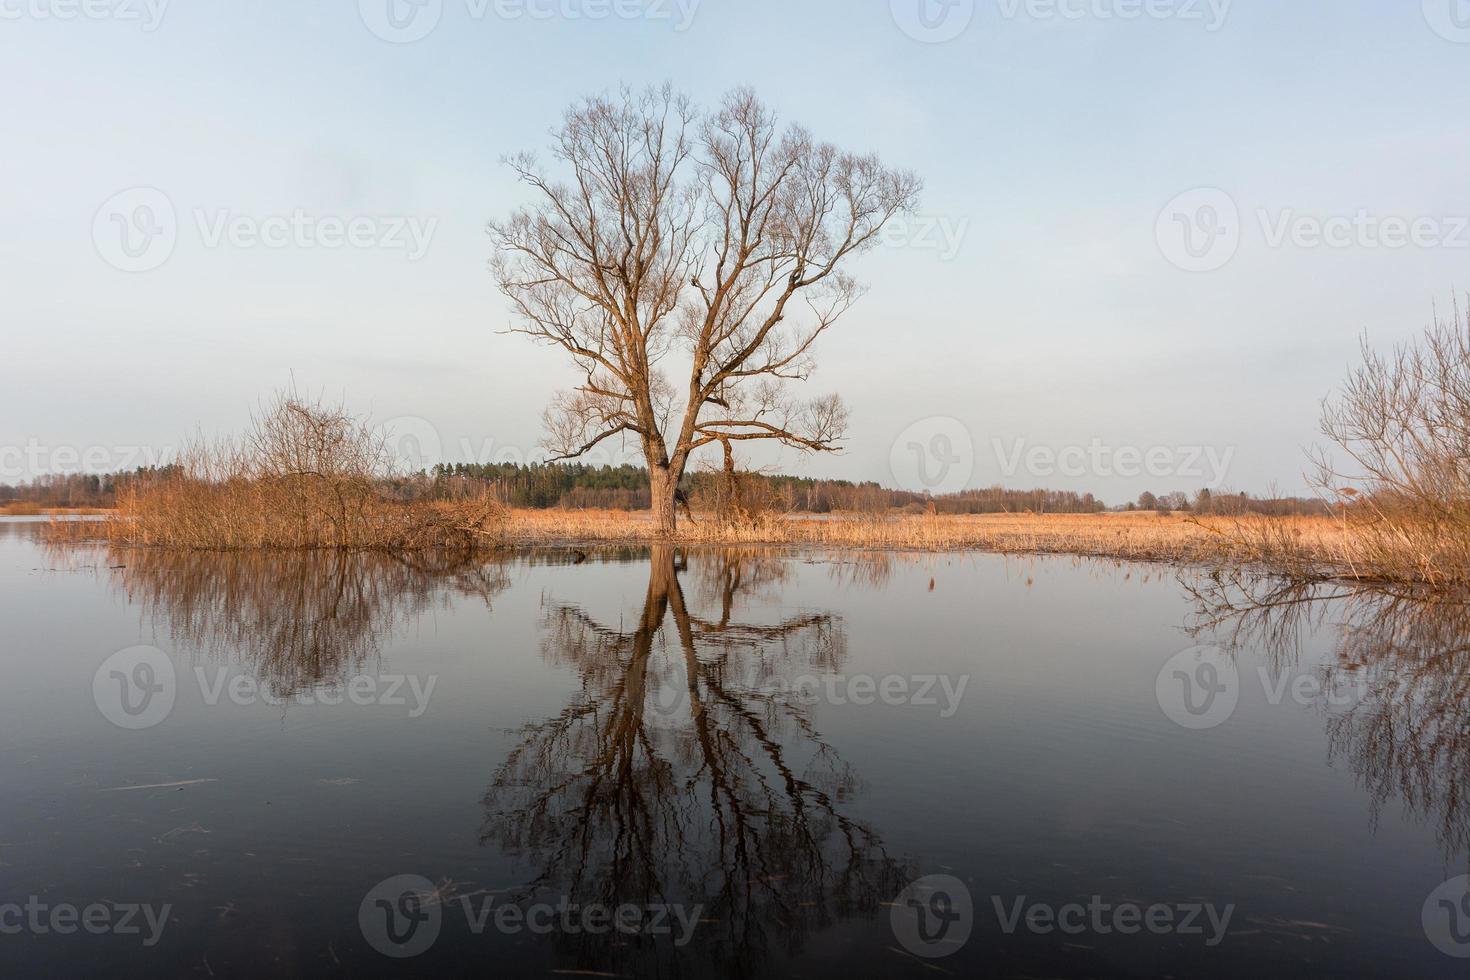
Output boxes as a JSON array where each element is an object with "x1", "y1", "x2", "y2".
[
  {"x1": 688, "y1": 447, "x2": 793, "y2": 535},
  {"x1": 1304, "y1": 301, "x2": 1470, "y2": 587},
  {"x1": 1, "y1": 501, "x2": 44, "y2": 516},
  {"x1": 59, "y1": 391, "x2": 506, "y2": 552}
]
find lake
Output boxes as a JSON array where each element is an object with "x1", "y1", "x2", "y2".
[{"x1": 2, "y1": 518, "x2": 1467, "y2": 978}]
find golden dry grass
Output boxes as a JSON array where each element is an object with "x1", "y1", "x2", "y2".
[
  {"x1": 46, "y1": 503, "x2": 1448, "y2": 586},
  {"x1": 501, "y1": 508, "x2": 1354, "y2": 564},
  {"x1": 0, "y1": 503, "x2": 109, "y2": 517},
  {"x1": 46, "y1": 491, "x2": 507, "y2": 552}
]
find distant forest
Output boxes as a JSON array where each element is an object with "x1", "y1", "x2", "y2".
[{"x1": 2, "y1": 462, "x2": 1329, "y2": 516}]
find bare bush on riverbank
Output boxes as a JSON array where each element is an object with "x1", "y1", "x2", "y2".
[
  {"x1": 50, "y1": 392, "x2": 506, "y2": 552},
  {"x1": 1297, "y1": 302, "x2": 1470, "y2": 587}
]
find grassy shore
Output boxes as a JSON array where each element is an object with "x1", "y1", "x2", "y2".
[
  {"x1": 1, "y1": 502, "x2": 109, "y2": 517},
  {"x1": 500, "y1": 508, "x2": 1347, "y2": 562},
  {"x1": 49, "y1": 506, "x2": 1446, "y2": 586}
]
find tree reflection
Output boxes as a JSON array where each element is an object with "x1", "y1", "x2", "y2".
[
  {"x1": 107, "y1": 548, "x2": 511, "y2": 697},
  {"x1": 1189, "y1": 571, "x2": 1470, "y2": 863},
  {"x1": 482, "y1": 545, "x2": 907, "y2": 977}
]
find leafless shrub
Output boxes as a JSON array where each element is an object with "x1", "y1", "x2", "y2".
[
  {"x1": 688, "y1": 442, "x2": 793, "y2": 531},
  {"x1": 1305, "y1": 299, "x2": 1470, "y2": 586},
  {"x1": 53, "y1": 390, "x2": 506, "y2": 552}
]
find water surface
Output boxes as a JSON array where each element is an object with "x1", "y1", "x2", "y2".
[{"x1": 1, "y1": 519, "x2": 1467, "y2": 978}]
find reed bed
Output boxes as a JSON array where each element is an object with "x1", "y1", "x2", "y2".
[
  {"x1": 48, "y1": 500, "x2": 1468, "y2": 588},
  {"x1": 498, "y1": 508, "x2": 1345, "y2": 562}
]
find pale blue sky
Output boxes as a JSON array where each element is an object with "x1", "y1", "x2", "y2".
[{"x1": 3, "y1": 0, "x2": 1468, "y2": 501}]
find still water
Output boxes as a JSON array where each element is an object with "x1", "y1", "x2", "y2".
[{"x1": 1, "y1": 518, "x2": 1468, "y2": 978}]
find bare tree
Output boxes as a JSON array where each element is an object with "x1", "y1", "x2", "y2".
[{"x1": 489, "y1": 85, "x2": 921, "y2": 535}]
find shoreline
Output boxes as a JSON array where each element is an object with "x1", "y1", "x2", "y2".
[{"x1": 31, "y1": 508, "x2": 1341, "y2": 565}]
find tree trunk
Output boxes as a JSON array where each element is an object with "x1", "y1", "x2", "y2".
[
  {"x1": 719, "y1": 438, "x2": 745, "y2": 523},
  {"x1": 650, "y1": 463, "x2": 678, "y2": 538}
]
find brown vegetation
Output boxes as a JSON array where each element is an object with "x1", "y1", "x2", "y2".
[
  {"x1": 1297, "y1": 302, "x2": 1470, "y2": 589},
  {"x1": 490, "y1": 507, "x2": 1344, "y2": 562},
  {"x1": 49, "y1": 392, "x2": 506, "y2": 552}
]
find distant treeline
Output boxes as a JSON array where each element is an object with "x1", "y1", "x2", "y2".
[
  {"x1": 0, "y1": 471, "x2": 127, "y2": 507},
  {"x1": 1, "y1": 461, "x2": 1328, "y2": 517},
  {"x1": 415, "y1": 463, "x2": 1111, "y2": 514}
]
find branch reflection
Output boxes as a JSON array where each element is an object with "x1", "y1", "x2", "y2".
[
  {"x1": 106, "y1": 548, "x2": 511, "y2": 697},
  {"x1": 1189, "y1": 571, "x2": 1470, "y2": 862},
  {"x1": 483, "y1": 545, "x2": 907, "y2": 977}
]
